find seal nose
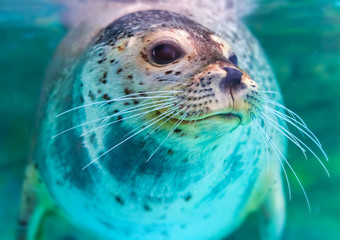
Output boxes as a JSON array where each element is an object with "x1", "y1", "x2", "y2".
[{"x1": 222, "y1": 67, "x2": 243, "y2": 86}]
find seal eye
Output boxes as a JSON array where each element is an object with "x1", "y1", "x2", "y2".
[
  {"x1": 151, "y1": 43, "x2": 182, "y2": 65},
  {"x1": 228, "y1": 54, "x2": 238, "y2": 66}
]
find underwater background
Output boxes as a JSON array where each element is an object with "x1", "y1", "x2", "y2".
[{"x1": 0, "y1": 0, "x2": 339, "y2": 239}]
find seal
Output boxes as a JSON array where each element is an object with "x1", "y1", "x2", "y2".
[{"x1": 18, "y1": 1, "x2": 327, "y2": 239}]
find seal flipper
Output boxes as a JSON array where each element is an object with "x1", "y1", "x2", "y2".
[
  {"x1": 259, "y1": 177, "x2": 285, "y2": 240},
  {"x1": 18, "y1": 163, "x2": 98, "y2": 240},
  {"x1": 17, "y1": 163, "x2": 54, "y2": 240}
]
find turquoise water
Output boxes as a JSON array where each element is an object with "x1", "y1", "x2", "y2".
[{"x1": 0, "y1": 0, "x2": 339, "y2": 239}]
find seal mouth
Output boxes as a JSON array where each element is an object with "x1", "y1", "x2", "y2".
[
  {"x1": 174, "y1": 112, "x2": 242, "y2": 126},
  {"x1": 200, "y1": 112, "x2": 240, "y2": 121}
]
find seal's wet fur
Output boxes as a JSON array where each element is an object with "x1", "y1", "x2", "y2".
[{"x1": 19, "y1": 4, "x2": 286, "y2": 240}]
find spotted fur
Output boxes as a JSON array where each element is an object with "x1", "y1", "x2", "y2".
[{"x1": 19, "y1": 7, "x2": 286, "y2": 240}]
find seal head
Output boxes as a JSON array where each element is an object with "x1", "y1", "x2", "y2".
[{"x1": 83, "y1": 10, "x2": 262, "y2": 137}]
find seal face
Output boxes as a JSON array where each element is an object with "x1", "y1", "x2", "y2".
[
  {"x1": 32, "y1": 9, "x2": 285, "y2": 240},
  {"x1": 85, "y1": 10, "x2": 262, "y2": 134}
]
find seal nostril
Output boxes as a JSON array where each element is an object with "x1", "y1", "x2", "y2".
[
  {"x1": 223, "y1": 67, "x2": 243, "y2": 85},
  {"x1": 219, "y1": 67, "x2": 243, "y2": 92}
]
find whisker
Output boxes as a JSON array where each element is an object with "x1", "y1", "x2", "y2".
[
  {"x1": 263, "y1": 124, "x2": 311, "y2": 212},
  {"x1": 263, "y1": 98, "x2": 308, "y2": 129},
  {"x1": 52, "y1": 98, "x2": 177, "y2": 139},
  {"x1": 254, "y1": 119, "x2": 292, "y2": 200},
  {"x1": 168, "y1": 10, "x2": 181, "y2": 29},
  {"x1": 265, "y1": 106, "x2": 322, "y2": 148},
  {"x1": 255, "y1": 119, "x2": 270, "y2": 173},
  {"x1": 260, "y1": 114, "x2": 307, "y2": 159},
  {"x1": 124, "y1": 103, "x2": 184, "y2": 139},
  {"x1": 145, "y1": 97, "x2": 192, "y2": 139},
  {"x1": 146, "y1": 107, "x2": 191, "y2": 162},
  {"x1": 82, "y1": 107, "x2": 180, "y2": 170},
  {"x1": 97, "y1": 92, "x2": 179, "y2": 108},
  {"x1": 80, "y1": 102, "x2": 177, "y2": 137},
  {"x1": 56, "y1": 91, "x2": 182, "y2": 117},
  {"x1": 262, "y1": 113, "x2": 330, "y2": 178}
]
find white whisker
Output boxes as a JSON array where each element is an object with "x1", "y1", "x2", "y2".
[
  {"x1": 254, "y1": 120, "x2": 292, "y2": 200},
  {"x1": 260, "y1": 121, "x2": 311, "y2": 212},
  {"x1": 260, "y1": 114, "x2": 307, "y2": 159},
  {"x1": 262, "y1": 113, "x2": 330, "y2": 178},
  {"x1": 266, "y1": 106, "x2": 322, "y2": 149},
  {"x1": 80, "y1": 102, "x2": 177, "y2": 137},
  {"x1": 52, "y1": 99, "x2": 177, "y2": 139},
  {"x1": 263, "y1": 98, "x2": 308, "y2": 129},
  {"x1": 56, "y1": 91, "x2": 182, "y2": 117},
  {"x1": 82, "y1": 107, "x2": 180, "y2": 170},
  {"x1": 146, "y1": 107, "x2": 191, "y2": 162}
]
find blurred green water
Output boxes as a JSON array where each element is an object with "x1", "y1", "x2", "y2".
[{"x1": 0, "y1": 0, "x2": 339, "y2": 239}]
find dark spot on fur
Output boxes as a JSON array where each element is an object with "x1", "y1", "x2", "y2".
[
  {"x1": 117, "y1": 68, "x2": 123, "y2": 74},
  {"x1": 184, "y1": 193, "x2": 192, "y2": 201},
  {"x1": 110, "y1": 59, "x2": 115, "y2": 63},
  {"x1": 113, "y1": 109, "x2": 119, "y2": 113},
  {"x1": 168, "y1": 149, "x2": 173, "y2": 155},
  {"x1": 124, "y1": 88, "x2": 134, "y2": 95},
  {"x1": 175, "y1": 71, "x2": 181, "y2": 75},
  {"x1": 103, "y1": 94, "x2": 110, "y2": 100},
  {"x1": 117, "y1": 116, "x2": 123, "y2": 121},
  {"x1": 143, "y1": 204, "x2": 152, "y2": 211},
  {"x1": 97, "y1": 58, "x2": 106, "y2": 64},
  {"x1": 133, "y1": 100, "x2": 139, "y2": 105},
  {"x1": 174, "y1": 128, "x2": 181, "y2": 133},
  {"x1": 140, "y1": 52, "x2": 148, "y2": 61},
  {"x1": 124, "y1": 102, "x2": 130, "y2": 105},
  {"x1": 88, "y1": 91, "x2": 95, "y2": 100},
  {"x1": 115, "y1": 196, "x2": 124, "y2": 205},
  {"x1": 89, "y1": 133, "x2": 96, "y2": 145},
  {"x1": 127, "y1": 75, "x2": 133, "y2": 79},
  {"x1": 80, "y1": 96, "x2": 84, "y2": 103},
  {"x1": 165, "y1": 70, "x2": 173, "y2": 74}
]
